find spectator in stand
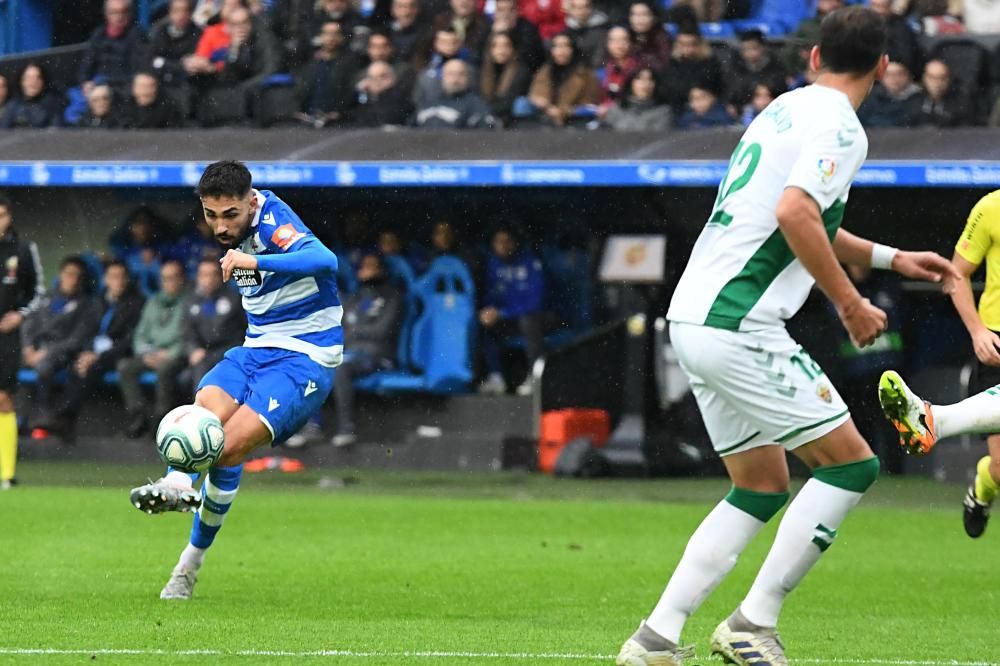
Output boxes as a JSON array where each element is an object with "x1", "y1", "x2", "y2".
[
  {"x1": 739, "y1": 78, "x2": 784, "y2": 126},
  {"x1": 564, "y1": 0, "x2": 608, "y2": 69},
  {"x1": 914, "y1": 59, "x2": 974, "y2": 128},
  {"x1": 870, "y1": 0, "x2": 922, "y2": 78},
  {"x1": 628, "y1": 1, "x2": 670, "y2": 69},
  {"x1": 0, "y1": 76, "x2": 9, "y2": 120},
  {"x1": 728, "y1": 29, "x2": 785, "y2": 109},
  {"x1": 858, "y1": 61, "x2": 920, "y2": 128},
  {"x1": 313, "y1": 0, "x2": 365, "y2": 48},
  {"x1": 478, "y1": 227, "x2": 544, "y2": 396},
  {"x1": 361, "y1": 30, "x2": 414, "y2": 89},
  {"x1": 168, "y1": 208, "x2": 221, "y2": 276},
  {"x1": 76, "y1": 84, "x2": 121, "y2": 128},
  {"x1": 117, "y1": 260, "x2": 187, "y2": 438},
  {"x1": 527, "y1": 32, "x2": 600, "y2": 127},
  {"x1": 784, "y1": 0, "x2": 841, "y2": 74},
  {"x1": 416, "y1": 59, "x2": 496, "y2": 127},
  {"x1": 111, "y1": 206, "x2": 168, "y2": 295},
  {"x1": 490, "y1": 0, "x2": 546, "y2": 73},
  {"x1": 184, "y1": 0, "x2": 244, "y2": 78},
  {"x1": 599, "y1": 26, "x2": 639, "y2": 113},
  {"x1": 78, "y1": 0, "x2": 148, "y2": 96},
  {"x1": 295, "y1": 20, "x2": 360, "y2": 127},
  {"x1": 180, "y1": 258, "x2": 245, "y2": 396},
  {"x1": 331, "y1": 253, "x2": 404, "y2": 447},
  {"x1": 430, "y1": 0, "x2": 491, "y2": 65},
  {"x1": 676, "y1": 83, "x2": 735, "y2": 129},
  {"x1": 58, "y1": 261, "x2": 145, "y2": 442},
  {"x1": 520, "y1": 0, "x2": 565, "y2": 42},
  {"x1": 269, "y1": 0, "x2": 315, "y2": 68},
  {"x1": 390, "y1": 0, "x2": 429, "y2": 63},
  {"x1": 1, "y1": 63, "x2": 64, "y2": 129},
  {"x1": 961, "y1": 0, "x2": 1000, "y2": 34},
  {"x1": 194, "y1": 6, "x2": 280, "y2": 126},
  {"x1": 147, "y1": 0, "x2": 203, "y2": 88},
  {"x1": 21, "y1": 256, "x2": 95, "y2": 439},
  {"x1": 429, "y1": 219, "x2": 479, "y2": 275},
  {"x1": 122, "y1": 72, "x2": 186, "y2": 128},
  {"x1": 413, "y1": 27, "x2": 468, "y2": 107},
  {"x1": 605, "y1": 66, "x2": 672, "y2": 131},
  {"x1": 480, "y1": 32, "x2": 532, "y2": 126},
  {"x1": 660, "y1": 24, "x2": 724, "y2": 116},
  {"x1": 353, "y1": 61, "x2": 414, "y2": 126}
]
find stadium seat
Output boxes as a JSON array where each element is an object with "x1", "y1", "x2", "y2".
[
  {"x1": 384, "y1": 254, "x2": 419, "y2": 368},
  {"x1": 17, "y1": 368, "x2": 157, "y2": 386}
]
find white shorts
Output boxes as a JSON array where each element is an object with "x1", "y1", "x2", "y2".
[{"x1": 669, "y1": 321, "x2": 850, "y2": 456}]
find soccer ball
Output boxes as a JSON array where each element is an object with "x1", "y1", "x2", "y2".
[{"x1": 155, "y1": 405, "x2": 225, "y2": 473}]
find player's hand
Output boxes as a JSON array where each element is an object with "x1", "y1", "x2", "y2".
[
  {"x1": 971, "y1": 326, "x2": 1000, "y2": 367},
  {"x1": 220, "y1": 249, "x2": 257, "y2": 283},
  {"x1": 838, "y1": 296, "x2": 888, "y2": 348},
  {"x1": 891, "y1": 251, "x2": 962, "y2": 295},
  {"x1": 0, "y1": 310, "x2": 23, "y2": 333}
]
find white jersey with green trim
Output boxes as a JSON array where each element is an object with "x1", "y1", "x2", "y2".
[{"x1": 666, "y1": 84, "x2": 868, "y2": 332}]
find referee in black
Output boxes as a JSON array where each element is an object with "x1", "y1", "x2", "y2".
[{"x1": 0, "y1": 194, "x2": 43, "y2": 489}]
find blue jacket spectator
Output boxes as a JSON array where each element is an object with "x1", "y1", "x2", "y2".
[
  {"x1": 167, "y1": 211, "x2": 221, "y2": 277},
  {"x1": 676, "y1": 85, "x2": 735, "y2": 130},
  {"x1": 479, "y1": 228, "x2": 545, "y2": 396},
  {"x1": 77, "y1": 0, "x2": 149, "y2": 91},
  {"x1": 1, "y1": 63, "x2": 64, "y2": 129},
  {"x1": 110, "y1": 206, "x2": 171, "y2": 295}
]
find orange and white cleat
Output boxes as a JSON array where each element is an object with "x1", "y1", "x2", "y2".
[{"x1": 878, "y1": 370, "x2": 937, "y2": 455}]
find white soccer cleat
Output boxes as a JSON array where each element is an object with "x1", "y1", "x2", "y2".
[
  {"x1": 129, "y1": 477, "x2": 201, "y2": 514},
  {"x1": 615, "y1": 639, "x2": 693, "y2": 666},
  {"x1": 160, "y1": 565, "x2": 197, "y2": 600},
  {"x1": 710, "y1": 611, "x2": 788, "y2": 666}
]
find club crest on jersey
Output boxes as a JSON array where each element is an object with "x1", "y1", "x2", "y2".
[
  {"x1": 816, "y1": 383, "x2": 833, "y2": 404},
  {"x1": 271, "y1": 223, "x2": 304, "y2": 251},
  {"x1": 818, "y1": 158, "x2": 837, "y2": 183},
  {"x1": 232, "y1": 267, "x2": 263, "y2": 290}
]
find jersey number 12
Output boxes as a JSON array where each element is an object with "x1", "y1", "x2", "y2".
[{"x1": 708, "y1": 141, "x2": 762, "y2": 227}]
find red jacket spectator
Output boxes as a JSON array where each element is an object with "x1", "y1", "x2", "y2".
[
  {"x1": 195, "y1": 22, "x2": 232, "y2": 71},
  {"x1": 520, "y1": 0, "x2": 565, "y2": 40}
]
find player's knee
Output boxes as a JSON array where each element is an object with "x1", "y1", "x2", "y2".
[
  {"x1": 0, "y1": 390, "x2": 13, "y2": 413},
  {"x1": 196, "y1": 386, "x2": 239, "y2": 423},
  {"x1": 813, "y1": 455, "x2": 880, "y2": 493},
  {"x1": 725, "y1": 486, "x2": 790, "y2": 523}
]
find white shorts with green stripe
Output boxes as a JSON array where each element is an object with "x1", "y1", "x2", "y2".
[{"x1": 670, "y1": 321, "x2": 851, "y2": 457}]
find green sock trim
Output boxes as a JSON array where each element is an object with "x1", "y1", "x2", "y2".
[
  {"x1": 724, "y1": 486, "x2": 790, "y2": 523},
  {"x1": 813, "y1": 456, "x2": 880, "y2": 493}
]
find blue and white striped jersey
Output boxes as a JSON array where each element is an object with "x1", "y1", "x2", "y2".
[{"x1": 234, "y1": 189, "x2": 343, "y2": 368}]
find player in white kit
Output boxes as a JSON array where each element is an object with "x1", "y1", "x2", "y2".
[{"x1": 616, "y1": 7, "x2": 959, "y2": 666}]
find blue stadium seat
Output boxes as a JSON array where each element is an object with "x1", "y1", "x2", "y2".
[
  {"x1": 354, "y1": 256, "x2": 475, "y2": 395},
  {"x1": 18, "y1": 367, "x2": 157, "y2": 386},
  {"x1": 700, "y1": 22, "x2": 735, "y2": 38},
  {"x1": 384, "y1": 254, "x2": 418, "y2": 368}
]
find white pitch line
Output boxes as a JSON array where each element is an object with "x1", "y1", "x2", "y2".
[{"x1": 0, "y1": 648, "x2": 995, "y2": 665}]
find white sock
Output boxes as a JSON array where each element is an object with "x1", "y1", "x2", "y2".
[
  {"x1": 645, "y1": 500, "x2": 766, "y2": 644},
  {"x1": 740, "y1": 479, "x2": 863, "y2": 628},
  {"x1": 933, "y1": 388, "x2": 1000, "y2": 439},
  {"x1": 178, "y1": 543, "x2": 206, "y2": 571},
  {"x1": 165, "y1": 470, "x2": 194, "y2": 488}
]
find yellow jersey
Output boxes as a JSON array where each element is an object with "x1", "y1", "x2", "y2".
[{"x1": 957, "y1": 190, "x2": 1000, "y2": 331}]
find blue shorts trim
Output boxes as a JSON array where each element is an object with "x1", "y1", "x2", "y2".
[{"x1": 198, "y1": 346, "x2": 335, "y2": 445}]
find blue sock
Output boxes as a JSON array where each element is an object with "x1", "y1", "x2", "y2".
[{"x1": 189, "y1": 464, "x2": 243, "y2": 550}]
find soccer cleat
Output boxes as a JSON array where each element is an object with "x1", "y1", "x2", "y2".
[
  {"x1": 710, "y1": 611, "x2": 788, "y2": 666},
  {"x1": 963, "y1": 485, "x2": 990, "y2": 538},
  {"x1": 615, "y1": 639, "x2": 694, "y2": 666},
  {"x1": 129, "y1": 478, "x2": 201, "y2": 514},
  {"x1": 0, "y1": 478, "x2": 15, "y2": 490},
  {"x1": 878, "y1": 370, "x2": 937, "y2": 455},
  {"x1": 160, "y1": 565, "x2": 197, "y2": 600}
]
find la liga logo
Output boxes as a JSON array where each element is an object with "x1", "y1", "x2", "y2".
[{"x1": 818, "y1": 158, "x2": 837, "y2": 182}]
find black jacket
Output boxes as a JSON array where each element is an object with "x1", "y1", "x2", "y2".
[
  {"x1": 296, "y1": 51, "x2": 360, "y2": 117},
  {"x1": 0, "y1": 93, "x2": 64, "y2": 128},
  {"x1": 84, "y1": 283, "x2": 145, "y2": 365},
  {"x1": 146, "y1": 19, "x2": 203, "y2": 86},
  {"x1": 0, "y1": 230, "x2": 44, "y2": 319},
  {"x1": 183, "y1": 287, "x2": 246, "y2": 356},
  {"x1": 353, "y1": 84, "x2": 413, "y2": 127},
  {"x1": 342, "y1": 280, "x2": 403, "y2": 362},
  {"x1": 122, "y1": 94, "x2": 185, "y2": 129},
  {"x1": 22, "y1": 287, "x2": 96, "y2": 363},
  {"x1": 77, "y1": 23, "x2": 148, "y2": 86}
]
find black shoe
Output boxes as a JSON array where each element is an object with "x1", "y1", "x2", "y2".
[
  {"x1": 963, "y1": 485, "x2": 990, "y2": 538},
  {"x1": 125, "y1": 413, "x2": 149, "y2": 439}
]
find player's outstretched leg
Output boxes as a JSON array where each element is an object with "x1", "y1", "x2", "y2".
[
  {"x1": 877, "y1": 370, "x2": 937, "y2": 455},
  {"x1": 130, "y1": 469, "x2": 202, "y2": 514},
  {"x1": 161, "y1": 463, "x2": 243, "y2": 600}
]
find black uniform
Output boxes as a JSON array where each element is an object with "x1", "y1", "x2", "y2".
[{"x1": 0, "y1": 230, "x2": 43, "y2": 392}]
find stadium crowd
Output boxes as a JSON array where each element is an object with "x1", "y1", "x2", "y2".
[
  {"x1": 1, "y1": 195, "x2": 560, "y2": 447},
  {"x1": 1, "y1": 0, "x2": 999, "y2": 130}
]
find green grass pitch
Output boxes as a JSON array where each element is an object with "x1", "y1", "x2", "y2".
[{"x1": 1, "y1": 462, "x2": 995, "y2": 665}]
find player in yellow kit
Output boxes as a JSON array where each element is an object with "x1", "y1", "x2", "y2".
[{"x1": 880, "y1": 190, "x2": 1000, "y2": 537}]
